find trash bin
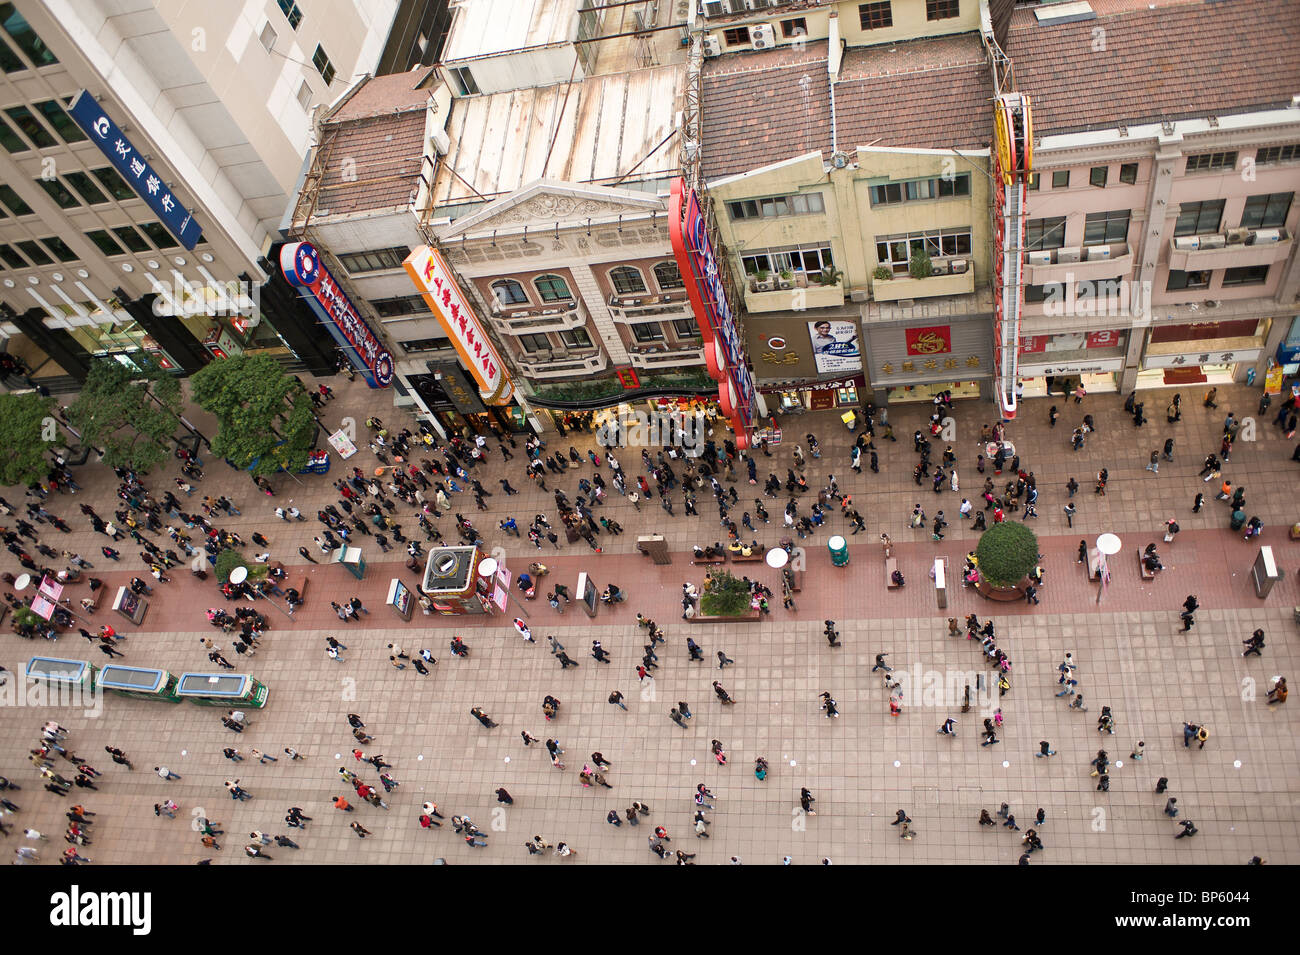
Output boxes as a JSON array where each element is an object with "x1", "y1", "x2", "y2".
[{"x1": 828, "y1": 535, "x2": 849, "y2": 567}]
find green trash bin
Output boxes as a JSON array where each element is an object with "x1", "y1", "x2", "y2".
[{"x1": 828, "y1": 535, "x2": 849, "y2": 567}]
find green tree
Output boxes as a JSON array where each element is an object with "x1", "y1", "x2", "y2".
[
  {"x1": 65, "y1": 357, "x2": 181, "y2": 473},
  {"x1": 700, "y1": 570, "x2": 753, "y2": 616},
  {"x1": 975, "y1": 521, "x2": 1039, "y2": 587},
  {"x1": 0, "y1": 391, "x2": 56, "y2": 486},
  {"x1": 189, "y1": 354, "x2": 317, "y2": 477}
]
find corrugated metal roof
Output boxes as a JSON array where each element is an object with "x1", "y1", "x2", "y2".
[
  {"x1": 443, "y1": 0, "x2": 579, "y2": 62},
  {"x1": 432, "y1": 64, "x2": 682, "y2": 205}
]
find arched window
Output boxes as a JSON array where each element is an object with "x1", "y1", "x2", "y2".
[
  {"x1": 610, "y1": 266, "x2": 647, "y2": 295},
  {"x1": 534, "y1": 274, "x2": 572, "y2": 302},
  {"x1": 653, "y1": 260, "x2": 684, "y2": 290},
  {"x1": 491, "y1": 279, "x2": 527, "y2": 305}
]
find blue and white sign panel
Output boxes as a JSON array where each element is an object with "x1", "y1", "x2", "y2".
[{"x1": 67, "y1": 90, "x2": 202, "y2": 250}]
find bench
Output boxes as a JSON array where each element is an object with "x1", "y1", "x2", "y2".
[
  {"x1": 83, "y1": 583, "x2": 106, "y2": 612},
  {"x1": 1138, "y1": 550, "x2": 1155, "y2": 581},
  {"x1": 730, "y1": 551, "x2": 764, "y2": 563},
  {"x1": 886, "y1": 558, "x2": 901, "y2": 589},
  {"x1": 784, "y1": 570, "x2": 804, "y2": 593},
  {"x1": 691, "y1": 554, "x2": 727, "y2": 566},
  {"x1": 285, "y1": 575, "x2": 309, "y2": 604},
  {"x1": 1087, "y1": 548, "x2": 1102, "y2": 581}
]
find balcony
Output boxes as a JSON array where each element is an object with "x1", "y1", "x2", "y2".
[
  {"x1": 1167, "y1": 229, "x2": 1292, "y2": 271},
  {"x1": 608, "y1": 291, "x2": 692, "y2": 323},
  {"x1": 871, "y1": 261, "x2": 975, "y2": 303},
  {"x1": 515, "y1": 348, "x2": 609, "y2": 380},
  {"x1": 1023, "y1": 245, "x2": 1134, "y2": 284},
  {"x1": 490, "y1": 298, "x2": 588, "y2": 335},
  {"x1": 744, "y1": 273, "x2": 846, "y2": 314},
  {"x1": 627, "y1": 342, "x2": 706, "y2": 370}
]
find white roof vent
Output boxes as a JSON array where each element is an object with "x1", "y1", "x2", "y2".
[{"x1": 1034, "y1": 2, "x2": 1096, "y2": 25}]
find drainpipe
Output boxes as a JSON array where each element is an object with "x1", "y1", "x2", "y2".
[{"x1": 828, "y1": 13, "x2": 843, "y2": 155}]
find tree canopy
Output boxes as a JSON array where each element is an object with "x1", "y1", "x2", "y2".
[
  {"x1": 65, "y1": 357, "x2": 181, "y2": 473},
  {"x1": 0, "y1": 391, "x2": 57, "y2": 486},
  {"x1": 189, "y1": 354, "x2": 316, "y2": 477},
  {"x1": 975, "y1": 521, "x2": 1039, "y2": 587}
]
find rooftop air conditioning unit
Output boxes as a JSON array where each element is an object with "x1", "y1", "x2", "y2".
[
  {"x1": 1198, "y1": 233, "x2": 1226, "y2": 249},
  {"x1": 702, "y1": 35, "x2": 722, "y2": 57},
  {"x1": 1251, "y1": 228, "x2": 1283, "y2": 244},
  {"x1": 1225, "y1": 227, "x2": 1250, "y2": 244},
  {"x1": 1056, "y1": 248, "x2": 1082, "y2": 263},
  {"x1": 429, "y1": 129, "x2": 450, "y2": 155},
  {"x1": 930, "y1": 260, "x2": 951, "y2": 276},
  {"x1": 703, "y1": 1, "x2": 725, "y2": 16},
  {"x1": 1025, "y1": 251, "x2": 1052, "y2": 266},
  {"x1": 949, "y1": 259, "x2": 969, "y2": 274},
  {"x1": 1172, "y1": 237, "x2": 1200, "y2": 251},
  {"x1": 751, "y1": 24, "x2": 776, "y2": 49},
  {"x1": 1086, "y1": 245, "x2": 1114, "y2": 260}
]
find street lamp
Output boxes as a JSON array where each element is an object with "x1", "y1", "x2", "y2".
[{"x1": 1095, "y1": 532, "x2": 1122, "y2": 605}]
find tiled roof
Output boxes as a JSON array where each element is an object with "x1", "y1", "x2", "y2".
[
  {"x1": 701, "y1": 34, "x2": 992, "y2": 181},
  {"x1": 315, "y1": 109, "x2": 428, "y2": 217},
  {"x1": 1008, "y1": 0, "x2": 1300, "y2": 136},
  {"x1": 326, "y1": 67, "x2": 437, "y2": 123}
]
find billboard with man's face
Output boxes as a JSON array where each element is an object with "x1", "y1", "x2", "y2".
[{"x1": 807, "y1": 320, "x2": 861, "y2": 374}]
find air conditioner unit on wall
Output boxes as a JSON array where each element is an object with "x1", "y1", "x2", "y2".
[
  {"x1": 703, "y1": 1, "x2": 725, "y2": 16},
  {"x1": 931, "y1": 260, "x2": 951, "y2": 275},
  {"x1": 1198, "y1": 234, "x2": 1226, "y2": 249},
  {"x1": 1225, "y1": 227, "x2": 1250, "y2": 244},
  {"x1": 1025, "y1": 251, "x2": 1052, "y2": 266},
  {"x1": 1172, "y1": 237, "x2": 1200, "y2": 251},
  {"x1": 1086, "y1": 245, "x2": 1114, "y2": 260},
  {"x1": 949, "y1": 259, "x2": 969, "y2": 274},
  {"x1": 1252, "y1": 228, "x2": 1283, "y2": 244},
  {"x1": 1056, "y1": 248, "x2": 1082, "y2": 263},
  {"x1": 702, "y1": 35, "x2": 722, "y2": 57},
  {"x1": 751, "y1": 24, "x2": 776, "y2": 49}
]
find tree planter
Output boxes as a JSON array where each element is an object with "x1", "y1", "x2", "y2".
[
  {"x1": 687, "y1": 610, "x2": 761, "y2": 624},
  {"x1": 976, "y1": 577, "x2": 1031, "y2": 602}
]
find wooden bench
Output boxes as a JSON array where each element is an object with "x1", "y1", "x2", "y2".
[
  {"x1": 1087, "y1": 548, "x2": 1102, "y2": 581},
  {"x1": 886, "y1": 558, "x2": 901, "y2": 588},
  {"x1": 1138, "y1": 550, "x2": 1155, "y2": 581},
  {"x1": 691, "y1": 554, "x2": 726, "y2": 566},
  {"x1": 784, "y1": 570, "x2": 804, "y2": 593},
  {"x1": 84, "y1": 583, "x2": 106, "y2": 612},
  {"x1": 730, "y1": 551, "x2": 764, "y2": 563}
]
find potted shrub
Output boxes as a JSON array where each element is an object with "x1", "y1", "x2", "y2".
[
  {"x1": 816, "y1": 266, "x2": 844, "y2": 286},
  {"x1": 873, "y1": 265, "x2": 893, "y2": 281},
  {"x1": 753, "y1": 269, "x2": 774, "y2": 292},
  {"x1": 700, "y1": 570, "x2": 756, "y2": 618},
  {"x1": 974, "y1": 521, "x2": 1039, "y2": 600},
  {"x1": 777, "y1": 269, "x2": 794, "y2": 290},
  {"x1": 909, "y1": 248, "x2": 934, "y2": 279}
]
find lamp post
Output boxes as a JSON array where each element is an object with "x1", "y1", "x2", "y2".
[{"x1": 1095, "y1": 533, "x2": 1122, "y2": 605}]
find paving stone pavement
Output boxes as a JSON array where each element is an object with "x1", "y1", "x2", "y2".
[{"x1": 1, "y1": 377, "x2": 1296, "y2": 864}]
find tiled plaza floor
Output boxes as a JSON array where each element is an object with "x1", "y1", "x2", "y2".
[{"x1": 1, "y1": 376, "x2": 1296, "y2": 864}]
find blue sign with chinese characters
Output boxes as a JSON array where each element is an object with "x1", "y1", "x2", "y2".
[{"x1": 66, "y1": 90, "x2": 202, "y2": 250}]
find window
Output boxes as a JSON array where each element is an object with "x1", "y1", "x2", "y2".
[
  {"x1": 491, "y1": 280, "x2": 528, "y2": 306},
  {"x1": 62, "y1": 170, "x2": 107, "y2": 205},
  {"x1": 728, "y1": 192, "x2": 825, "y2": 219},
  {"x1": 39, "y1": 235, "x2": 77, "y2": 262},
  {"x1": 1026, "y1": 173, "x2": 1040, "y2": 190},
  {"x1": 722, "y1": 27, "x2": 751, "y2": 46},
  {"x1": 137, "y1": 222, "x2": 178, "y2": 249},
  {"x1": 780, "y1": 18, "x2": 807, "y2": 38},
  {"x1": 1174, "y1": 199, "x2": 1224, "y2": 236},
  {"x1": 632, "y1": 323, "x2": 665, "y2": 343},
  {"x1": 92, "y1": 166, "x2": 133, "y2": 200},
  {"x1": 609, "y1": 266, "x2": 647, "y2": 295},
  {"x1": 518, "y1": 333, "x2": 551, "y2": 353},
  {"x1": 5, "y1": 105, "x2": 54, "y2": 148},
  {"x1": 0, "y1": 3, "x2": 58, "y2": 68},
  {"x1": 0, "y1": 114, "x2": 24, "y2": 152},
  {"x1": 1024, "y1": 283, "x2": 1065, "y2": 304},
  {"x1": 276, "y1": 0, "x2": 303, "y2": 29},
  {"x1": 296, "y1": 80, "x2": 311, "y2": 110},
  {"x1": 1185, "y1": 151, "x2": 1237, "y2": 173},
  {"x1": 259, "y1": 22, "x2": 276, "y2": 53},
  {"x1": 1239, "y1": 192, "x2": 1292, "y2": 230},
  {"x1": 1119, "y1": 163, "x2": 1138, "y2": 184},
  {"x1": 1166, "y1": 269, "x2": 1210, "y2": 292},
  {"x1": 1256, "y1": 144, "x2": 1300, "y2": 165},
  {"x1": 873, "y1": 230, "x2": 970, "y2": 272},
  {"x1": 312, "y1": 44, "x2": 335, "y2": 86},
  {"x1": 0, "y1": 35, "x2": 20, "y2": 73},
  {"x1": 1024, "y1": 217, "x2": 1066, "y2": 251},
  {"x1": 337, "y1": 246, "x2": 409, "y2": 273},
  {"x1": 0, "y1": 242, "x2": 25, "y2": 269},
  {"x1": 859, "y1": 1, "x2": 893, "y2": 29},
  {"x1": 14, "y1": 239, "x2": 51, "y2": 265},
  {"x1": 653, "y1": 261, "x2": 684, "y2": 290},
  {"x1": 399, "y1": 337, "x2": 451, "y2": 353},
  {"x1": 743, "y1": 244, "x2": 835, "y2": 275},
  {"x1": 33, "y1": 99, "x2": 84, "y2": 143},
  {"x1": 559, "y1": 328, "x2": 592, "y2": 349},
  {"x1": 369, "y1": 294, "x2": 429, "y2": 317},
  {"x1": 1082, "y1": 210, "x2": 1129, "y2": 246},
  {"x1": 1222, "y1": 265, "x2": 1268, "y2": 287},
  {"x1": 672, "y1": 318, "x2": 699, "y2": 338},
  {"x1": 926, "y1": 0, "x2": 960, "y2": 20},
  {"x1": 871, "y1": 174, "x2": 969, "y2": 206},
  {"x1": 1051, "y1": 170, "x2": 1069, "y2": 189},
  {"x1": 449, "y1": 66, "x2": 479, "y2": 96},
  {"x1": 1089, "y1": 166, "x2": 1108, "y2": 188},
  {"x1": 1077, "y1": 278, "x2": 1123, "y2": 307},
  {"x1": 534, "y1": 274, "x2": 571, "y2": 301},
  {"x1": 0, "y1": 183, "x2": 32, "y2": 214},
  {"x1": 36, "y1": 176, "x2": 78, "y2": 208},
  {"x1": 84, "y1": 229, "x2": 125, "y2": 256},
  {"x1": 111, "y1": 226, "x2": 150, "y2": 253}
]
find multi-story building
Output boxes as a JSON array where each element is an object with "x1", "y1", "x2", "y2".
[
  {"x1": 697, "y1": 0, "x2": 997, "y2": 414},
  {"x1": 0, "y1": 0, "x2": 407, "y2": 390},
  {"x1": 1006, "y1": 0, "x2": 1300, "y2": 397}
]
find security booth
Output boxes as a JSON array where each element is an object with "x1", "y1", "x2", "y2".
[
  {"x1": 176, "y1": 672, "x2": 269, "y2": 708},
  {"x1": 1251, "y1": 546, "x2": 1284, "y2": 598},
  {"x1": 112, "y1": 587, "x2": 148, "y2": 624},
  {"x1": 97, "y1": 665, "x2": 181, "y2": 703},
  {"x1": 329, "y1": 546, "x2": 366, "y2": 581},
  {"x1": 422, "y1": 544, "x2": 487, "y2": 615},
  {"x1": 386, "y1": 578, "x2": 415, "y2": 621},
  {"x1": 26, "y1": 656, "x2": 96, "y2": 689}
]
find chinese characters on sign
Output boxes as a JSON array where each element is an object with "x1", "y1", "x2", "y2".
[
  {"x1": 905, "y1": 326, "x2": 953, "y2": 356},
  {"x1": 1143, "y1": 349, "x2": 1261, "y2": 370},
  {"x1": 806, "y1": 320, "x2": 861, "y2": 374},
  {"x1": 66, "y1": 90, "x2": 202, "y2": 250}
]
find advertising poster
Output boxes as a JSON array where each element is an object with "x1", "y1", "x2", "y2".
[{"x1": 807, "y1": 320, "x2": 861, "y2": 373}]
